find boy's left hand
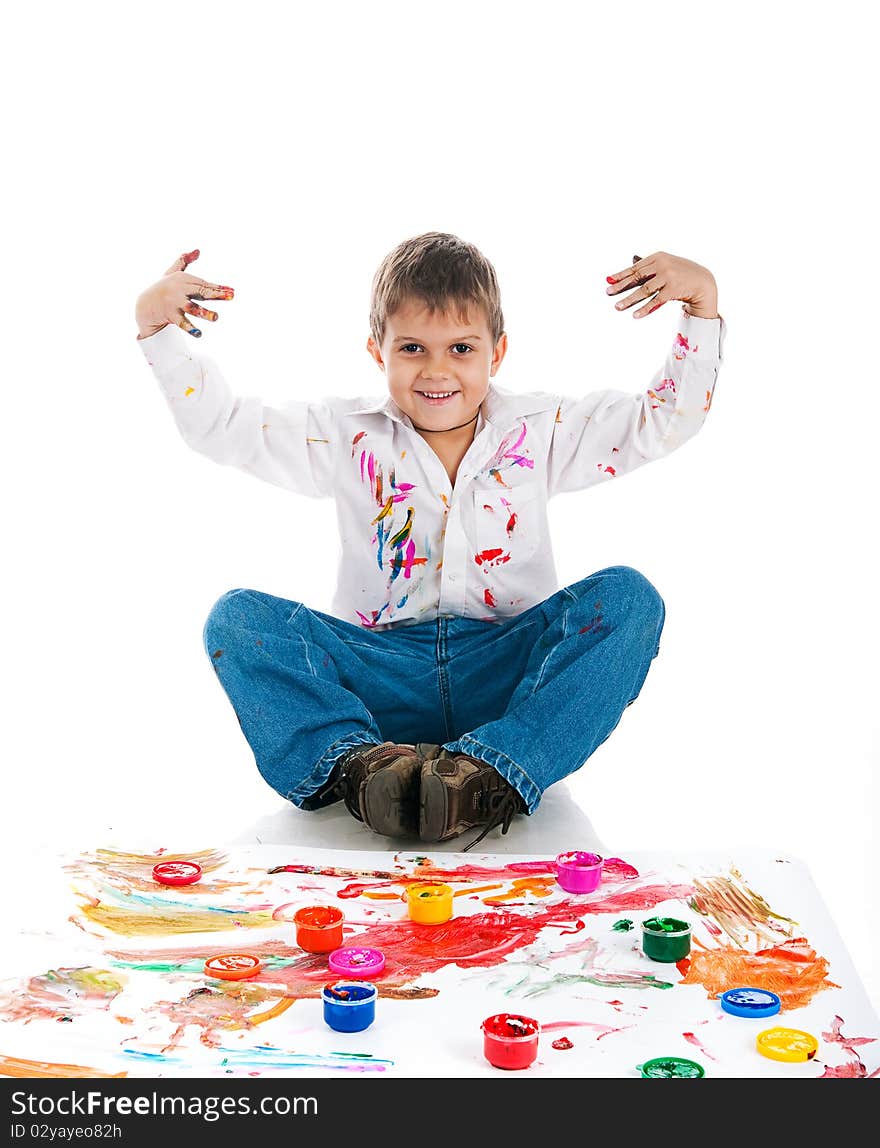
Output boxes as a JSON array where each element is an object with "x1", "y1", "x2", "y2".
[{"x1": 606, "y1": 252, "x2": 719, "y2": 319}]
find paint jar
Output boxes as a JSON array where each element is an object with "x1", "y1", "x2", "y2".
[
  {"x1": 481, "y1": 1013, "x2": 540, "y2": 1070},
  {"x1": 322, "y1": 980, "x2": 378, "y2": 1033},
  {"x1": 328, "y1": 947, "x2": 386, "y2": 979},
  {"x1": 720, "y1": 987, "x2": 781, "y2": 1019},
  {"x1": 203, "y1": 953, "x2": 262, "y2": 981},
  {"x1": 294, "y1": 905, "x2": 344, "y2": 953},
  {"x1": 555, "y1": 851, "x2": 603, "y2": 894},
  {"x1": 152, "y1": 861, "x2": 202, "y2": 886},
  {"x1": 641, "y1": 916, "x2": 692, "y2": 962},
  {"x1": 406, "y1": 883, "x2": 453, "y2": 925},
  {"x1": 756, "y1": 1027, "x2": 818, "y2": 1063},
  {"x1": 637, "y1": 1057, "x2": 705, "y2": 1078}
]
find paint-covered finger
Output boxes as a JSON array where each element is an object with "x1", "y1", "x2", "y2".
[
  {"x1": 187, "y1": 280, "x2": 235, "y2": 300},
  {"x1": 175, "y1": 311, "x2": 202, "y2": 338},
  {"x1": 606, "y1": 260, "x2": 653, "y2": 293},
  {"x1": 633, "y1": 290, "x2": 666, "y2": 318},
  {"x1": 164, "y1": 249, "x2": 200, "y2": 276},
  {"x1": 184, "y1": 302, "x2": 219, "y2": 322}
]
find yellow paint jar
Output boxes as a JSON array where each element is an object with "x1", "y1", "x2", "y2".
[
  {"x1": 406, "y1": 882, "x2": 454, "y2": 925},
  {"x1": 756, "y1": 1027, "x2": 819, "y2": 1063}
]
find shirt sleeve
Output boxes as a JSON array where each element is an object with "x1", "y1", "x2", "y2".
[
  {"x1": 547, "y1": 306, "x2": 726, "y2": 498},
  {"x1": 137, "y1": 324, "x2": 336, "y2": 499}
]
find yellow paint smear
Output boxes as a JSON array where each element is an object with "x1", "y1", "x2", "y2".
[{"x1": 78, "y1": 900, "x2": 274, "y2": 936}]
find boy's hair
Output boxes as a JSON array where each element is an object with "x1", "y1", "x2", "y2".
[{"x1": 369, "y1": 231, "x2": 505, "y2": 349}]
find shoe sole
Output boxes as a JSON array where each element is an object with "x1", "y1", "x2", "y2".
[
  {"x1": 419, "y1": 771, "x2": 451, "y2": 842},
  {"x1": 363, "y1": 761, "x2": 421, "y2": 837}
]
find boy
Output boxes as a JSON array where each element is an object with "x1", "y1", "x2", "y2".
[{"x1": 135, "y1": 233, "x2": 725, "y2": 851}]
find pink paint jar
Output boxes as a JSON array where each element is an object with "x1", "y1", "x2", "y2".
[
  {"x1": 555, "y1": 851, "x2": 603, "y2": 894},
  {"x1": 293, "y1": 905, "x2": 344, "y2": 953},
  {"x1": 482, "y1": 1013, "x2": 541, "y2": 1070},
  {"x1": 328, "y1": 947, "x2": 386, "y2": 979}
]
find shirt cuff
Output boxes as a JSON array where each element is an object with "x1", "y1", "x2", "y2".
[
  {"x1": 677, "y1": 305, "x2": 726, "y2": 363},
  {"x1": 136, "y1": 323, "x2": 195, "y2": 372}
]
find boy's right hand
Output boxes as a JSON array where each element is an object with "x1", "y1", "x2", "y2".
[{"x1": 135, "y1": 249, "x2": 234, "y2": 340}]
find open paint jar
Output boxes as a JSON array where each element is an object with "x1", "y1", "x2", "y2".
[
  {"x1": 482, "y1": 1013, "x2": 540, "y2": 1070},
  {"x1": 641, "y1": 916, "x2": 692, "y2": 962},
  {"x1": 637, "y1": 1057, "x2": 705, "y2": 1078},
  {"x1": 756, "y1": 1027, "x2": 818, "y2": 1062},
  {"x1": 328, "y1": 947, "x2": 386, "y2": 979},
  {"x1": 152, "y1": 861, "x2": 202, "y2": 886},
  {"x1": 294, "y1": 905, "x2": 344, "y2": 953},
  {"x1": 406, "y1": 882, "x2": 453, "y2": 925},
  {"x1": 720, "y1": 987, "x2": 781, "y2": 1019},
  {"x1": 203, "y1": 953, "x2": 262, "y2": 981},
  {"x1": 555, "y1": 851, "x2": 603, "y2": 894},
  {"x1": 322, "y1": 980, "x2": 378, "y2": 1033}
]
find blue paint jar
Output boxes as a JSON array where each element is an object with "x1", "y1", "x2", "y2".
[{"x1": 322, "y1": 980, "x2": 378, "y2": 1033}]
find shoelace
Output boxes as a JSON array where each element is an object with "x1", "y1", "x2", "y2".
[{"x1": 462, "y1": 788, "x2": 523, "y2": 853}]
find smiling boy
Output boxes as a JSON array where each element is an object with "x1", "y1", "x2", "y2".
[{"x1": 135, "y1": 232, "x2": 725, "y2": 850}]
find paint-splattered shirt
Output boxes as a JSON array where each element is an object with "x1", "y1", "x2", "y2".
[{"x1": 139, "y1": 307, "x2": 726, "y2": 629}]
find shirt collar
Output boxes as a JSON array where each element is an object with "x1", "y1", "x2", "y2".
[{"x1": 347, "y1": 380, "x2": 557, "y2": 429}]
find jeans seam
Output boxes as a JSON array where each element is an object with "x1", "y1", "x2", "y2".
[
  {"x1": 451, "y1": 733, "x2": 541, "y2": 813},
  {"x1": 287, "y1": 731, "x2": 380, "y2": 805}
]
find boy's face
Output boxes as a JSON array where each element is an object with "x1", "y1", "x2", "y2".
[{"x1": 366, "y1": 298, "x2": 507, "y2": 435}]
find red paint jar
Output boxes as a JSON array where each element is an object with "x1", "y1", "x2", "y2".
[
  {"x1": 481, "y1": 1013, "x2": 540, "y2": 1070},
  {"x1": 293, "y1": 905, "x2": 344, "y2": 953}
]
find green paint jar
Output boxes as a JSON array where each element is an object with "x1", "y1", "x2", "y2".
[
  {"x1": 641, "y1": 916, "x2": 692, "y2": 962},
  {"x1": 638, "y1": 1056, "x2": 705, "y2": 1078}
]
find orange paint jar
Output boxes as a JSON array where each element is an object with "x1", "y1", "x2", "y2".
[{"x1": 294, "y1": 905, "x2": 344, "y2": 952}]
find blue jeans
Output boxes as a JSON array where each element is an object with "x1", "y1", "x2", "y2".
[{"x1": 202, "y1": 566, "x2": 665, "y2": 815}]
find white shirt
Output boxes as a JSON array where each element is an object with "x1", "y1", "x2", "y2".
[{"x1": 138, "y1": 306, "x2": 726, "y2": 630}]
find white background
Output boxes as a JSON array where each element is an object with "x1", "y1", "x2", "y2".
[{"x1": 3, "y1": 2, "x2": 877, "y2": 1010}]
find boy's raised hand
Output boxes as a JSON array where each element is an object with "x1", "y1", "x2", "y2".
[
  {"x1": 135, "y1": 249, "x2": 235, "y2": 339},
  {"x1": 605, "y1": 251, "x2": 718, "y2": 319}
]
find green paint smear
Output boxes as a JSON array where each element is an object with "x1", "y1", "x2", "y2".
[
  {"x1": 110, "y1": 956, "x2": 297, "y2": 974},
  {"x1": 504, "y1": 971, "x2": 673, "y2": 998},
  {"x1": 612, "y1": 919, "x2": 634, "y2": 932}
]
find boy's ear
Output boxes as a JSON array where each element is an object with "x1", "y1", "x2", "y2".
[{"x1": 366, "y1": 335, "x2": 385, "y2": 371}]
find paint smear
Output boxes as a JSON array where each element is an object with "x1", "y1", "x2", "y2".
[
  {"x1": 124, "y1": 1045, "x2": 393, "y2": 1074},
  {"x1": 683, "y1": 1030, "x2": 718, "y2": 1062},
  {"x1": 0, "y1": 967, "x2": 127, "y2": 1024},
  {"x1": 689, "y1": 868, "x2": 798, "y2": 947},
  {"x1": 75, "y1": 897, "x2": 275, "y2": 936},
  {"x1": 678, "y1": 937, "x2": 839, "y2": 1010},
  {"x1": 0, "y1": 1054, "x2": 126, "y2": 1079},
  {"x1": 819, "y1": 1015, "x2": 879, "y2": 1079}
]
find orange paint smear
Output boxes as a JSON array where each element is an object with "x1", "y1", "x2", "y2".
[
  {"x1": 246, "y1": 996, "x2": 296, "y2": 1027},
  {"x1": 0, "y1": 1054, "x2": 126, "y2": 1079},
  {"x1": 484, "y1": 877, "x2": 557, "y2": 904},
  {"x1": 678, "y1": 937, "x2": 839, "y2": 1010}
]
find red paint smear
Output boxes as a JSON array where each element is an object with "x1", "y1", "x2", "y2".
[
  {"x1": 819, "y1": 1014, "x2": 877, "y2": 1078},
  {"x1": 683, "y1": 1031, "x2": 718, "y2": 1062},
  {"x1": 274, "y1": 889, "x2": 690, "y2": 983},
  {"x1": 552, "y1": 1037, "x2": 573, "y2": 1050}
]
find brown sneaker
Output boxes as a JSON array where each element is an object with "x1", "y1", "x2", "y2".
[
  {"x1": 340, "y1": 741, "x2": 441, "y2": 837},
  {"x1": 419, "y1": 751, "x2": 528, "y2": 850}
]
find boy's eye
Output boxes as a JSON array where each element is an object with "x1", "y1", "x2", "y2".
[{"x1": 399, "y1": 343, "x2": 474, "y2": 355}]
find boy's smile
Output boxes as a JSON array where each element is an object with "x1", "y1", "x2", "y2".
[{"x1": 366, "y1": 299, "x2": 507, "y2": 445}]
